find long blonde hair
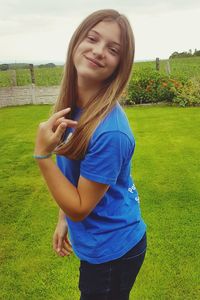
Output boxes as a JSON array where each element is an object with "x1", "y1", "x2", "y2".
[{"x1": 54, "y1": 9, "x2": 135, "y2": 160}]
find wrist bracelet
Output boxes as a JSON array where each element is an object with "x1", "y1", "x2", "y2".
[{"x1": 33, "y1": 152, "x2": 52, "y2": 159}]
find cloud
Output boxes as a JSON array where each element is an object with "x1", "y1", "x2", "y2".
[
  {"x1": 1, "y1": 0, "x2": 200, "y2": 19},
  {"x1": 0, "y1": 0, "x2": 199, "y2": 62},
  {"x1": 0, "y1": 0, "x2": 91, "y2": 18},
  {"x1": 1, "y1": 0, "x2": 199, "y2": 37}
]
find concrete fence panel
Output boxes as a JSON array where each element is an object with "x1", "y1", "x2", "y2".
[{"x1": 0, "y1": 85, "x2": 60, "y2": 108}]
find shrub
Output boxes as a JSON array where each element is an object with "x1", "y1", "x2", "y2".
[
  {"x1": 126, "y1": 71, "x2": 183, "y2": 104},
  {"x1": 173, "y1": 78, "x2": 200, "y2": 107}
]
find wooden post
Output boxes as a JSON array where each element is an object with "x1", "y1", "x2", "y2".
[
  {"x1": 29, "y1": 64, "x2": 35, "y2": 84},
  {"x1": 165, "y1": 60, "x2": 171, "y2": 76},
  {"x1": 156, "y1": 57, "x2": 160, "y2": 71},
  {"x1": 9, "y1": 69, "x2": 17, "y2": 86},
  {"x1": 29, "y1": 64, "x2": 36, "y2": 104},
  {"x1": 30, "y1": 83, "x2": 36, "y2": 104}
]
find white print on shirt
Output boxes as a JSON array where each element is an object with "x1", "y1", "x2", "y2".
[
  {"x1": 128, "y1": 184, "x2": 140, "y2": 203},
  {"x1": 134, "y1": 196, "x2": 140, "y2": 203},
  {"x1": 128, "y1": 184, "x2": 136, "y2": 193}
]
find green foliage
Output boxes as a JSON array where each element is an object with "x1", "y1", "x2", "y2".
[
  {"x1": 126, "y1": 71, "x2": 183, "y2": 104},
  {"x1": 168, "y1": 57, "x2": 200, "y2": 81},
  {"x1": 34, "y1": 67, "x2": 63, "y2": 86},
  {"x1": 123, "y1": 57, "x2": 200, "y2": 106},
  {"x1": 173, "y1": 77, "x2": 200, "y2": 107},
  {"x1": 194, "y1": 49, "x2": 200, "y2": 56},
  {"x1": 0, "y1": 64, "x2": 9, "y2": 71},
  {"x1": 0, "y1": 63, "x2": 31, "y2": 70},
  {"x1": 16, "y1": 68, "x2": 32, "y2": 85},
  {"x1": 170, "y1": 49, "x2": 200, "y2": 58},
  {"x1": 38, "y1": 63, "x2": 56, "y2": 68},
  {"x1": 170, "y1": 51, "x2": 193, "y2": 59},
  {"x1": 0, "y1": 69, "x2": 11, "y2": 87},
  {"x1": 0, "y1": 66, "x2": 63, "y2": 87}
]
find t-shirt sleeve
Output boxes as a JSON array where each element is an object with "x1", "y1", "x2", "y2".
[{"x1": 80, "y1": 131, "x2": 134, "y2": 185}]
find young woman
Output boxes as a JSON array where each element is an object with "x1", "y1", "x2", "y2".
[{"x1": 34, "y1": 9, "x2": 147, "y2": 300}]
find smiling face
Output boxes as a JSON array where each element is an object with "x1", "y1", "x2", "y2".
[{"x1": 73, "y1": 21, "x2": 121, "y2": 86}]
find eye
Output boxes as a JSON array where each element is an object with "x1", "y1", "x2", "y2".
[
  {"x1": 86, "y1": 35, "x2": 96, "y2": 42},
  {"x1": 109, "y1": 47, "x2": 119, "y2": 55}
]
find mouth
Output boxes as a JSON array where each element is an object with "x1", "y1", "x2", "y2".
[{"x1": 84, "y1": 55, "x2": 105, "y2": 68}]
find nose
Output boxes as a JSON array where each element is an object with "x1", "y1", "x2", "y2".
[{"x1": 92, "y1": 42, "x2": 105, "y2": 58}]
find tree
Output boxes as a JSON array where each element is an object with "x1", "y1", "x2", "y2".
[
  {"x1": 169, "y1": 49, "x2": 199, "y2": 59},
  {"x1": 194, "y1": 49, "x2": 200, "y2": 56},
  {"x1": 0, "y1": 64, "x2": 9, "y2": 71}
]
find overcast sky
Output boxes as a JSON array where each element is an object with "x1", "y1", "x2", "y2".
[{"x1": 0, "y1": 0, "x2": 200, "y2": 64}]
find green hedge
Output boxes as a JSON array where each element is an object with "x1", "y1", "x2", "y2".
[{"x1": 123, "y1": 71, "x2": 200, "y2": 107}]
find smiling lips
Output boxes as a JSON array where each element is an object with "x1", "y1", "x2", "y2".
[{"x1": 84, "y1": 55, "x2": 105, "y2": 68}]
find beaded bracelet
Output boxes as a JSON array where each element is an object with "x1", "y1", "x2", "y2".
[{"x1": 33, "y1": 152, "x2": 52, "y2": 159}]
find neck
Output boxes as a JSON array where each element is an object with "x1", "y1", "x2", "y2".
[{"x1": 76, "y1": 77, "x2": 102, "y2": 108}]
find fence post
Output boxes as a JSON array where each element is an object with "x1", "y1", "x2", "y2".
[
  {"x1": 9, "y1": 69, "x2": 17, "y2": 86},
  {"x1": 165, "y1": 60, "x2": 171, "y2": 76},
  {"x1": 9, "y1": 67, "x2": 17, "y2": 105},
  {"x1": 156, "y1": 57, "x2": 160, "y2": 71},
  {"x1": 29, "y1": 64, "x2": 36, "y2": 104},
  {"x1": 29, "y1": 64, "x2": 35, "y2": 84}
]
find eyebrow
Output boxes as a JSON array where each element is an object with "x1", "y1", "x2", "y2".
[{"x1": 89, "y1": 29, "x2": 121, "y2": 47}]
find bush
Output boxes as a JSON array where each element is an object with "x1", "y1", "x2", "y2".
[
  {"x1": 126, "y1": 71, "x2": 183, "y2": 105},
  {"x1": 173, "y1": 78, "x2": 200, "y2": 107},
  {"x1": 0, "y1": 64, "x2": 9, "y2": 71}
]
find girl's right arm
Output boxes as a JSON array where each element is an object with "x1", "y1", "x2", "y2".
[
  {"x1": 53, "y1": 209, "x2": 73, "y2": 257},
  {"x1": 58, "y1": 208, "x2": 67, "y2": 221}
]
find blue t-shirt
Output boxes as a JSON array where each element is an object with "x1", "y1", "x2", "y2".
[{"x1": 56, "y1": 102, "x2": 146, "y2": 264}]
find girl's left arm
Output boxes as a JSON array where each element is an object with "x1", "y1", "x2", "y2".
[{"x1": 34, "y1": 108, "x2": 109, "y2": 222}]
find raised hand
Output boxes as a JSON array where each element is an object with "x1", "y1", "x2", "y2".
[{"x1": 34, "y1": 107, "x2": 77, "y2": 156}]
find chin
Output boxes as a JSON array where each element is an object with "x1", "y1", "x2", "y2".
[{"x1": 77, "y1": 68, "x2": 103, "y2": 82}]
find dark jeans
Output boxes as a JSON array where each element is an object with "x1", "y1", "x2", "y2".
[{"x1": 79, "y1": 232, "x2": 147, "y2": 300}]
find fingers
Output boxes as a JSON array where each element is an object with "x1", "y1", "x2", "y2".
[
  {"x1": 53, "y1": 117, "x2": 78, "y2": 132},
  {"x1": 49, "y1": 108, "x2": 71, "y2": 126},
  {"x1": 56, "y1": 235, "x2": 62, "y2": 253},
  {"x1": 53, "y1": 233, "x2": 73, "y2": 257},
  {"x1": 53, "y1": 123, "x2": 67, "y2": 142},
  {"x1": 63, "y1": 240, "x2": 73, "y2": 254},
  {"x1": 56, "y1": 240, "x2": 73, "y2": 257},
  {"x1": 54, "y1": 121, "x2": 77, "y2": 142},
  {"x1": 53, "y1": 117, "x2": 65, "y2": 131},
  {"x1": 52, "y1": 232, "x2": 63, "y2": 254},
  {"x1": 65, "y1": 236, "x2": 73, "y2": 250}
]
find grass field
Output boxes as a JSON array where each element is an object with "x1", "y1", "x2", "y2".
[
  {"x1": 133, "y1": 56, "x2": 200, "y2": 81},
  {"x1": 0, "y1": 105, "x2": 199, "y2": 299},
  {"x1": 0, "y1": 57, "x2": 200, "y2": 87}
]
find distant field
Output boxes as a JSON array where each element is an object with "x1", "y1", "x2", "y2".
[
  {"x1": 132, "y1": 57, "x2": 200, "y2": 81},
  {"x1": 0, "y1": 57, "x2": 199, "y2": 87},
  {"x1": 0, "y1": 66, "x2": 63, "y2": 87}
]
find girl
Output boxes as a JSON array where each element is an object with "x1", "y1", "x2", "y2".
[{"x1": 34, "y1": 9, "x2": 147, "y2": 300}]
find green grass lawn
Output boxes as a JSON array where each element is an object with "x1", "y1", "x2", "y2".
[{"x1": 0, "y1": 105, "x2": 199, "y2": 299}]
